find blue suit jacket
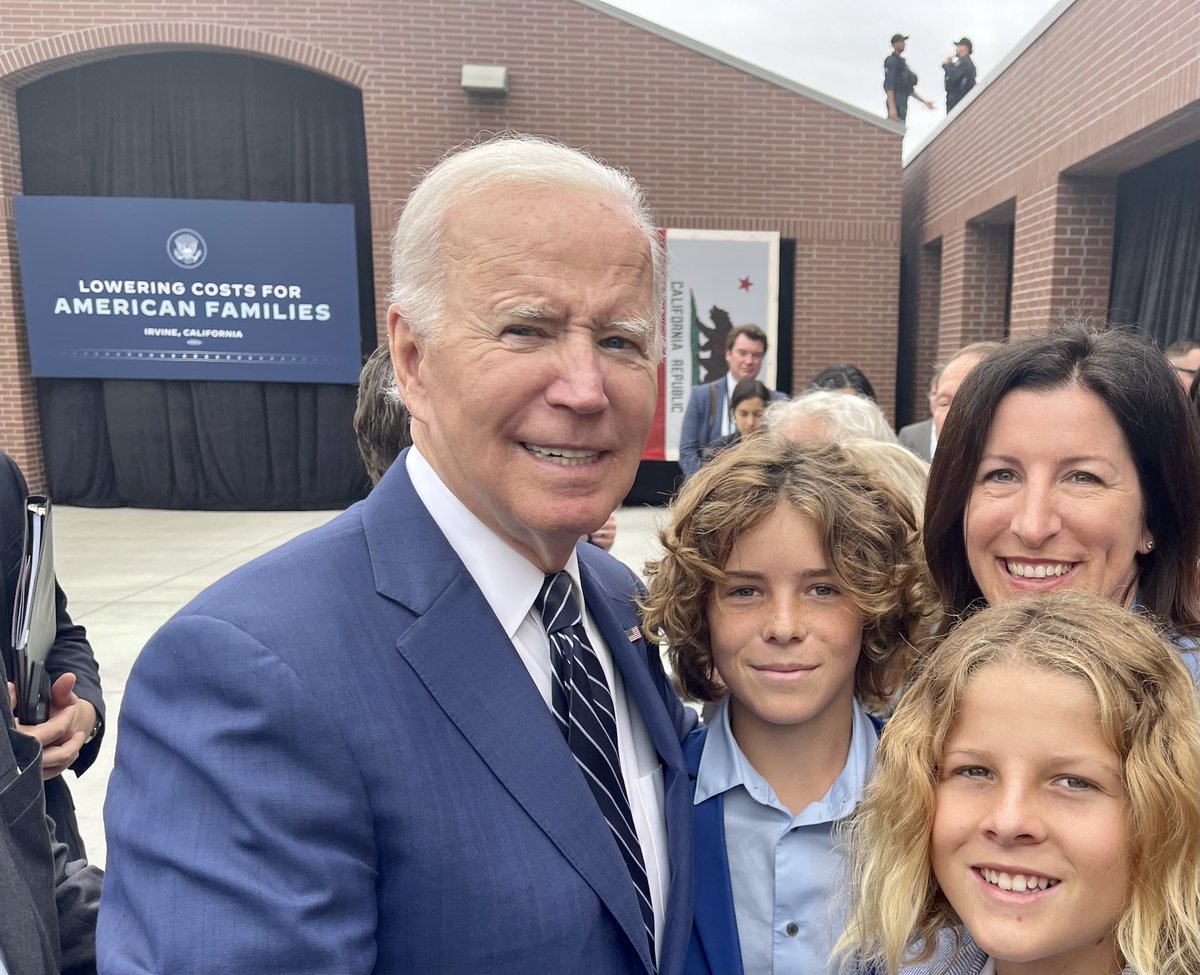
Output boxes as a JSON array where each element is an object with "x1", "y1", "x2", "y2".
[
  {"x1": 99, "y1": 456, "x2": 695, "y2": 975},
  {"x1": 681, "y1": 726, "x2": 743, "y2": 975},
  {"x1": 679, "y1": 381, "x2": 786, "y2": 478}
]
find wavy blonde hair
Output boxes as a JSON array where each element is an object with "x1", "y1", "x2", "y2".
[
  {"x1": 641, "y1": 436, "x2": 935, "y2": 713},
  {"x1": 836, "y1": 590, "x2": 1200, "y2": 975}
]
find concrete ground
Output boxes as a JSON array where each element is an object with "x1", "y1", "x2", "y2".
[{"x1": 55, "y1": 502, "x2": 669, "y2": 868}]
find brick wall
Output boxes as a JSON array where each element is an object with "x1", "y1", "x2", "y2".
[
  {"x1": 939, "y1": 221, "x2": 1010, "y2": 354},
  {"x1": 1010, "y1": 177, "x2": 1115, "y2": 335},
  {"x1": 0, "y1": 0, "x2": 903, "y2": 490},
  {"x1": 900, "y1": 0, "x2": 1200, "y2": 416}
]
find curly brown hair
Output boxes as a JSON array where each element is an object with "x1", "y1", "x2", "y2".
[{"x1": 642, "y1": 436, "x2": 936, "y2": 712}]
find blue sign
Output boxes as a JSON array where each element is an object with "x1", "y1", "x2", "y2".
[{"x1": 13, "y1": 196, "x2": 363, "y2": 383}]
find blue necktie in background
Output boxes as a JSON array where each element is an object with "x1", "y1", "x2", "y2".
[{"x1": 536, "y1": 571, "x2": 656, "y2": 966}]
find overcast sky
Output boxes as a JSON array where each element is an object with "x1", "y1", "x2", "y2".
[{"x1": 600, "y1": 0, "x2": 1069, "y2": 158}]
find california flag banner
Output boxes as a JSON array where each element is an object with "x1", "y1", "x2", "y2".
[{"x1": 645, "y1": 229, "x2": 779, "y2": 462}]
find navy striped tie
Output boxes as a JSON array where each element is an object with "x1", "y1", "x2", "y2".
[{"x1": 536, "y1": 571, "x2": 656, "y2": 967}]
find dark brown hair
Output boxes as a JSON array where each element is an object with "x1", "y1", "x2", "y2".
[
  {"x1": 925, "y1": 322, "x2": 1200, "y2": 631},
  {"x1": 725, "y1": 323, "x2": 768, "y2": 354},
  {"x1": 353, "y1": 344, "x2": 412, "y2": 485}
]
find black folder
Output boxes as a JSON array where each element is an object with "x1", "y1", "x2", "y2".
[{"x1": 9, "y1": 496, "x2": 55, "y2": 725}]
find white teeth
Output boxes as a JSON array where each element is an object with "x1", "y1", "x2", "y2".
[
  {"x1": 523, "y1": 444, "x2": 599, "y2": 467},
  {"x1": 1005, "y1": 561, "x2": 1072, "y2": 579},
  {"x1": 980, "y1": 867, "x2": 1056, "y2": 892}
]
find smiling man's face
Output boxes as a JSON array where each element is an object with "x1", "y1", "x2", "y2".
[{"x1": 390, "y1": 185, "x2": 658, "y2": 571}]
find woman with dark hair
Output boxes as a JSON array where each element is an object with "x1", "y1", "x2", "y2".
[
  {"x1": 809, "y1": 364, "x2": 877, "y2": 401},
  {"x1": 924, "y1": 322, "x2": 1200, "y2": 659},
  {"x1": 699, "y1": 378, "x2": 771, "y2": 464}
]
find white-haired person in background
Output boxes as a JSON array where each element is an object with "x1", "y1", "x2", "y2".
[{"x1": 766, "y1": 389, "x2": 899, "y2": 446}]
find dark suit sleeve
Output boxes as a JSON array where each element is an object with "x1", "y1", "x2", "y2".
[
  {"x1": 678, "y1": 385, "x2": 710, "y2": 478},
  {"x1": 48, "y1": 583, "x2": 103, "y2": 775},
  {"x1": 0, "y1": 454, "x2": 104, "y2": 773},
  {"x1": 52, "y1": 832, "x2": 101, "y2": 975},
  {"x1": 99, "y1": 614, "x2": 377, "y2": 975}
]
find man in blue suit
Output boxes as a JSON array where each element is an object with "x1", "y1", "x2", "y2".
[
  {"x1": 99, "y1": 136, "x2": 695, "y2": 975},
  {"x1": 678, "y1": 325, "x2": 783, "y2": 478}
]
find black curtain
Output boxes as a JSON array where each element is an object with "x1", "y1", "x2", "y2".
[
  {"x1": 16, "y1": 52, "x2": 374, "y2": 508},
  {"x1": 1109, "y1": 141, "x2": 1200, "y2": 348}
]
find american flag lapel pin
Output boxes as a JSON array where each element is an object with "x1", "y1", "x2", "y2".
[{"x1": 626, "y1": 626, "x2": 641, "y2": 643}]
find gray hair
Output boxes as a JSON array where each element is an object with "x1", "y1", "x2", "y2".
[
  {"x1": 931, "y1": 340, "x2": 1005, "y2": 386},
  {"x1": 766, "y1": 389, "x2": 900, "y2": 445},
  {"x1": 389, "y1": 133, "x2": 664, "y2": 357},
  {"x1": 841, "y1": 439, "x2": 930, "y2": 527}
]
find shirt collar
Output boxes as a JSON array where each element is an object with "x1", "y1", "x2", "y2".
[
  {"x1": 694, "y1": 696, "x2": 878, "y2": 823},
  {"x1": 406, "y1": 446, "x2": 580, "y2": 639}
]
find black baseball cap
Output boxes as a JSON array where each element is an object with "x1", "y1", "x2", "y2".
[
  {"x1": 890, "y1": 33, "x2": 909, "y2": 44},
  {"x1": 954, "y1": 37, "x2": 973, "y2": 52}
]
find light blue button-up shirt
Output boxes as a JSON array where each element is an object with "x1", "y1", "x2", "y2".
[{"x1": 694, "y1": 698, "x2": 879, "y2": 975}]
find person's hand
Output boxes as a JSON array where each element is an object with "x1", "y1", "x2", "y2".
[
  {"x1": 10, "y1": 673, "x2": 94, "y2": 780},
  {"x1": 590, "y1": 514, "x2": 618, "y2": 552},
  {"x1": 888, "y1": 110, "x2": 900, "y2": 121},
  {"x1": 943, "y1": 56, "x2": 953, "y2": 65},
  {"x1": 923, "y1": 98, "x2": 936, "y2": 110}
]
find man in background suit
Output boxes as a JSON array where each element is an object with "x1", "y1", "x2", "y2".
[
  {"x1": 897, "y1": 341, "x2": 1003, "y2": 462},
  {"x1": 678, "y1": 324, "x2": 783, "y2": 478},
  {"x1": 100, "y1": 135, "x2": 694, "y2": 975},
  {"x1": 1166, "y1": 338, "x2": 1200, "y2": 391},
  {"x1": 897, "y1": 376, "x2": 937, "y2": 462}
]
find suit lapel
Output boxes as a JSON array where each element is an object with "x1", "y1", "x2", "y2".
[
  {"x1": 711, "y1": 380, "x2": 727, "y2": 443},
  {"x1": 691, "y1": 793, "x2": 743, "y2": 975},
  {"x1": 364, "y1": 461, "x2": 655, "y2": 974},
  {"x1": 682, "y1": 729, "x2": 743, "y2": 975}
]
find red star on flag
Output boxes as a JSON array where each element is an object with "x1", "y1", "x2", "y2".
[{"x1": 738, "y1": 276, "x2": 753, "y2": 291}]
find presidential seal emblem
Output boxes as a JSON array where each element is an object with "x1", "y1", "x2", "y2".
[{"x1": 167, "y1": 228, "x2": 207, "y2": 269}]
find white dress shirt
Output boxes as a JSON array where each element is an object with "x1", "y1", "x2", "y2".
[
  {"x1": 721, "y1": 373, "x2": 738, "y2": 437},
  {"x1": 407, "y1": 447, "x2": 668, "y2": 961}
]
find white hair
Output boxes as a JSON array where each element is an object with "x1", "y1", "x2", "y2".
[
  {"x1": 841, "y1": 438, "x2": 930, "y2": 527},
  {"x1": 766, "y1": 389, "x2": 900, "y2": 445},
  {"x1": 389, "y1": 133, "x2": 664, "y2": 357}
]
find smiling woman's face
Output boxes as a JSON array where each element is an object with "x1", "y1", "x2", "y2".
[{"x1": 964, "y1": 385, "x2": 1150, "y2": 607}]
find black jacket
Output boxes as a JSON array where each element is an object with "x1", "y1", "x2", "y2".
[{"x1": 943, "y1": 54, "x2": 977, "y2": 111}]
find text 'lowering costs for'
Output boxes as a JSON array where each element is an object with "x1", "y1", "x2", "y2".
[{"x1": 13, "y1": 196, "x2": 362, "y2": 384}]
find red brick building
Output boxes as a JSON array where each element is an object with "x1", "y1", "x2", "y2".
[
  {"x1": 900, "y1": 0, "x2": 1200, "y2": 421},
  {"x1": 0, "y1": 0, "x2": 902, "y2": 494}
]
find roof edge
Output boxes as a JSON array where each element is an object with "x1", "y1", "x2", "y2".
[
  {"x1": 903, "y1": 0, "x2": 1080, "y2": 165},
  {"x1": 571, "y1": 0, "x2": 903, "y2": 135}
]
